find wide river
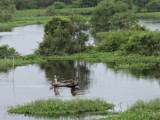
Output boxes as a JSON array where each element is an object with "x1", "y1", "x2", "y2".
[{"x1": 0, "y1": 19, "x2": 160, "y2": 120}]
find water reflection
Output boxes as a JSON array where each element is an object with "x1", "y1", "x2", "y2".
[
  {"x1": 39, "y1": 60, "x2": 91, "y2": 91},
  {"x1": 106, "y1": 62, "x2": 160, "y2": 80},
  {"x1": 1, "y1": 62, "x2": 160, "y2": 120},
  {"x1": 49, "y1": 86, "x2": 79, "y2": 96}
]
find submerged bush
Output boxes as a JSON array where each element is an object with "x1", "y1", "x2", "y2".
[
  {"x1": 0, "y1": 45, "x2": 19, "y2": 58},
  {"x1": 95, "y1": 30, "x2": 160, "y2": 56},
  {"x1": 36, "y1": 16, "x2": 89, "y2": 56}
]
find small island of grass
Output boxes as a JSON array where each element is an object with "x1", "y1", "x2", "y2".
[{"x1": 8, "y1": 99, "x2": 115, "y2": 118}]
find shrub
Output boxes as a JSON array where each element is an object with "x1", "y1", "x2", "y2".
[
  {"x1": 122, "y1": 31, "x2": 160, "y2": 56},
  {"x1": 36, "y1": 16, "x2": 89, "y2": 55},
  {"x1": 0, "y1": 10, "x2": 12, "y2": 22},
  {"x1": 46, "y1": 6, "x2": 56, "y2": 16},
  {"x1": 145, "y1": 0, "x2": 160, "y2": 12},
  {"x1": 54, "y1": 2, "x2": 65, "y2": 9},
  {"x1": 95, "y1": 30, "x2": 160, "y2": 56},
  {"x1": 95, "y1": 30, "x2": 140, "y2": 52},
  {"x1": 0, "y1": 45, "x2": 19, "y2": 58}
]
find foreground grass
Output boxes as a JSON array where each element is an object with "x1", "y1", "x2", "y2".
[
  {"x1": 99, "y1": 98, "x2": 160, "y2": 120},
  {"x1": 8, "y1": 98, "x2": 114, "y2": 118}
]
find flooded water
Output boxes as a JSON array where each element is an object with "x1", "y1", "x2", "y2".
[
  {"x1": 0, "y1": 25, "x2": 44, "y2": 55},
  {"x1": 139, "y1": 19, "x2": 160, "y2": 31},
  {"x1": 1, "y1": 20, "x2": 160, "y2": 119},
  {"x1": 1, "y1": 61, "x2": 160, "y2": 120}
]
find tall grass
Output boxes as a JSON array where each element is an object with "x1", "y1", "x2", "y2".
[
  {"x1": 129, "y1": 98, "x2": 160, "y2": 111},
  {"x1": 136, "y1": 12, "x2": 160, "y2": 19},
  {"x1": 8, "y1": 98, "x2": 114, "y2": 118},
  {"x1": 99, "y1": 98, "x2": 160, "y2": 120}
]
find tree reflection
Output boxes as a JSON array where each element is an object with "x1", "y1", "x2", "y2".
[
  {"x1": 39, "y1": 60, "x2": 90, "y2": 91},
  {"x1": 106, "y1": 62, "x2": 160, "y2": 79}
]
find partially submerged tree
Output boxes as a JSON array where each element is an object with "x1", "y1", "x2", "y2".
[
  {"x1": 36, "y1": 16, "x2": 89, "y2": 55},
  {"x1": 90, "y1": 0, "x2": 131, "y2": 32}
]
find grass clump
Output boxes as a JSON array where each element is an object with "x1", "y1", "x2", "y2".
[
  {"x1": 8, "y1": 98, "x2": 114, "y2": 118},
  {"x1": 99, "y1": 98, "x2": 160, "y2": 120}
]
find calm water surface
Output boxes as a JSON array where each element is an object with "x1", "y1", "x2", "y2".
[
  {"x1": 1, "y1": 21, "x2": 160, "y2": 119},
  {"x1": 0, "y1": 25, "x2": 44, "y2": 55},
  {"x1": 1, "y1": 61, "x2": 160, "y2": 120},
  {"x1": 139, "y1": 19, "x2": 160, "y2": 31}
]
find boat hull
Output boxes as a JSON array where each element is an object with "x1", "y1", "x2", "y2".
[{"x1": 51, "y1": 83, "x2": 78, "y2": 87}]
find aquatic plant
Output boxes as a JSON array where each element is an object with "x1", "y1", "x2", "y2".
[
  {"x1": 8, "y1": 98, "x2": 114, "y2": 118},
  {"x1": 99, "y1": 98, "x2": 160, "y2": 120}
]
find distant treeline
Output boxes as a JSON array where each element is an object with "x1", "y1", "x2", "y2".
[
  {"x1": 1, "y1": 0, "x2": 159, "y2": 12},
  {"x1": 13, "y1": 0, "x2": 103, "y2": 10}
]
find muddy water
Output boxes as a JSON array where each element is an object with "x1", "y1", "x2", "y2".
[{"x1": 1, "y1": 61, "x2": 160, "y2": 120}]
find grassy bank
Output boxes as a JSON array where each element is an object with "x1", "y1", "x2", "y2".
[
  {"x1": 0, "y1": 7, "x2": 92, "y2": 32},
  {"x1": 1, "y1": 52, "x2": 160, "y2": 77},
  {"x1": 8, "y1": 98, "x2": 114, "y2": 118},
  {"x1": 136, "y1": 12, "x2": 160, "y2": 19},
  {"x1": 99, "y1": 98, "x2": 160, "y2": 120}
]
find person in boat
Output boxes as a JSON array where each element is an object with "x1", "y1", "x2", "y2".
[
  {"x1": 70, "y1": 77, "x2": 76, "y2": 85},
  {"x1": 54, "y1": 75, "x2": 60, "y2": 85}
]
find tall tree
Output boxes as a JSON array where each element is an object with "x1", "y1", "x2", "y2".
[{"x1": 91, "y1": 0, "x2": 129, "y2": 32}]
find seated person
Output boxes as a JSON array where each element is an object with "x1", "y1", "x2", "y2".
[
  {"x1": 70, "y1": 77, "x2": 75, "y2": 85},
  {"x1": 54, "y1": 75, "x2": 60, "y2": 85}
]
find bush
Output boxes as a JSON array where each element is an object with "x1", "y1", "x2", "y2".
[
  {"x1": 36, "y1": 16, "x2": 89, "y2": 55},
  {"x1": 54, "y1": 2, "x2": 65, "y2": 9},
  {"x1": 0, "y1": 45, "x2": 19, "y2": 58},
  {"x1": 91, "y1": 0, "x2": 129, "y2": 32},
  {"x1": 95, "y1": 30, "x2": 160, "y2": 56},
  {"x1": 46, "y1": 6, "x2": 56, "y2": 16},
  {"x1": 122, "y1": 31, "x2": 160, "y2": 56},
  {"x1": 145, "y1": 0, "x2": 160, "y2": 12},
  {"x1": 95, "y1": 30, "x2": 140, "y2": 52},
  {"x1": 0, "y1": 10, "x2": 12, "y2": 22}
]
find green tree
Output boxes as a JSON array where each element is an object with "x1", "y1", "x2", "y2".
[
  {"x1": 36, "y1": 16, "x2": 89, "y2": 55},
  {"x1": 80, "y1": 0, "x2": 102, "y2": 7},
  {"x1": 109, "y1": 12, "x2": 137, "y2": 30},
  {"x1": 133, "y1": 0, "x2": 151, "y2": 11},
  {"x1": 145, "y1": 0, "x2": 160, "y2": 12},
  {"x1": 0, "y1": 0, "x2": 15, "y2": 22},
  {"x1": 91, "y1": 0, "x2": 129, "y2": 32}
]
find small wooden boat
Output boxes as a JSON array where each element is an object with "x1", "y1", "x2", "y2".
[{"x1": 51, "y1": 82, "x2": 78, "y2": 88}]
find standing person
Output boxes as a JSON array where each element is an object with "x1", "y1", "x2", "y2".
[{"x1": 54, "y1": 75, "x2": 60, "y2": 85}]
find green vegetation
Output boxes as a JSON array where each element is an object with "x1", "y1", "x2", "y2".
[
  {"x1": 35, "y1": 16, "x2": 90, "y2": 55},
  {"x1": 1, "y1": 52, "x2": 160, "y2": 78},
  {"x1": 91, "y1": 0, "x2": 133, "y2": 32},
  {"x1": 8, "y1": 98, "x2": 114, "y2": 118},
  {"x1": 99, "y1": 98, "x2": 160, "y2": 120},
  {"x1": 0, "y1": 0, "x2": 15, "y2": 22},
  {"x1": 95, "y1": 29, "x2": 160, "y2": 56},
  {"x1": 0, "y1": 45, "x2": 19, "y2": 59}
]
